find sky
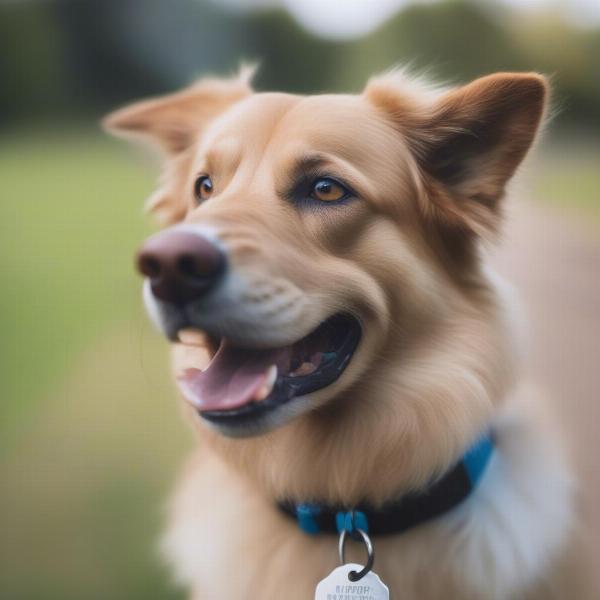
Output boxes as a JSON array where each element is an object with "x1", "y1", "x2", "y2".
[{"x1": 214, "y1": 0, "x2": 600, "y2": 39}]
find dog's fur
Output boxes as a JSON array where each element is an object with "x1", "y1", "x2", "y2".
[{"x1": 105, "y1": 68, "x2": 589, "y2": 599}]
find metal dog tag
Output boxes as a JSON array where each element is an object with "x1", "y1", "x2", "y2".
[{"x1": 315, "y1": 563, "x2": 389, "y2": 600}]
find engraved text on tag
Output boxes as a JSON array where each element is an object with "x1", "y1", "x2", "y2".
[{"x1": 315, "y1": 563, "x2": 390, "y2": 600}]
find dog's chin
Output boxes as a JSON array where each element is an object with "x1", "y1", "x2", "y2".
[{"x1": 174, "y1": 313, "x2": 362, "y2": 438}]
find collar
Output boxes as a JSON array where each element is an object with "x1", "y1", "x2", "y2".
[{"x1": 278, "y1": 432, "x2": 494, "y2": 537}]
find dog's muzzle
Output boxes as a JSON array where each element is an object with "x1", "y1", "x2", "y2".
[
  {"x1": 136, "y1": 229, "x2": 225, "y2": 305},
  {"x1": 134, "y1": 226, "x2": 362, "y2": 436}
]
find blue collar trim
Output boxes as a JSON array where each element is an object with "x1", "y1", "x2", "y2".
[
  {"x1": 462, "y1": 431, "x2": 494, "y2": 484},
  {"x1": 279, "y1": 432, "x2": 495, "y2": 537}
]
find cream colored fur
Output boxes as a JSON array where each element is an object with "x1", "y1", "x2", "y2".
[
  {"x1": 163, "y1": 381, "x2": 575, "y2": 600},
  {"x1": 104, "y1": 68, "x2": 587, "y2": 598}
]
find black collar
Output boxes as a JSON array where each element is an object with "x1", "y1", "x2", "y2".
[{"x1": 278, "y1": 432, "x2": 494, "y2": 537}]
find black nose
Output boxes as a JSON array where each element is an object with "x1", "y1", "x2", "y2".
[{"x1": 136, "y1": 230, "x2": 225, "y2": 304}]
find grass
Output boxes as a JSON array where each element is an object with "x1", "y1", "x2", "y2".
[
  {"x1": 0, "y1": 127, "x2": 597, "y2": 599},
  {"x1": 0, "y1": 128, "x2": 156, "y2": 445},
  {"x1": 0, "y1": 128, "x2": 186, "y2": 599},
  {"x1": 533, "y1": 136, "x2": 600, "y2": 217},
  {"x1": 0, "y1": 327, "x2": 188, "y2": 600}
]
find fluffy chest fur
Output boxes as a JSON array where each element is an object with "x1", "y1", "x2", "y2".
[{"x1": 163, "y1": 384, "x2": 575, "y2": 600}]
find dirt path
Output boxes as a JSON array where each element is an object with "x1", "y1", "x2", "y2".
[{"x1": 493, "y1": 199, "x2": 600, "y2": 554}]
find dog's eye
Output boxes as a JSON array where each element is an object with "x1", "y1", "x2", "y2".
[
  {"x1": 194, "y1": 175, "x2": 213, "y2": 203},
  {"x1": 310, "y1": 178, "x2": 348, "y2": 202}
]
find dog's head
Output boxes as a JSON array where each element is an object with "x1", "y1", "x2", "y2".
[{"x1": 105, "y1": 68, "x2": 546, "y2": 500}]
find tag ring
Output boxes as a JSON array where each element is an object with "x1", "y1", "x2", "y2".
[{"x1": 338, "y1": 528, "x2": 375, "y2": 582}]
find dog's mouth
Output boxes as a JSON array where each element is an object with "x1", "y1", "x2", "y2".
[{"x1": 176, "y1": 313, "x2": 361, "y2": 427}]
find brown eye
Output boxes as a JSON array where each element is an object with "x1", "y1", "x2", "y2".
[
  {"x1": 194, "y1": 175, "x2": 213, "y2": 203},
  {"x1": 310, "y1": 177, "x2": 348, "y2": 202}
]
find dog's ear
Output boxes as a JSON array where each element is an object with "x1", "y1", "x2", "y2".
[
  {"x1": 103, "y1": 68, "x2": 255, "y2": 223},
  {"x1": 102, "y1": 67, "x2": 255, "y2": 154},
  {"x1": 366, "y1": 72, "x2": 548, "y2": 236}
]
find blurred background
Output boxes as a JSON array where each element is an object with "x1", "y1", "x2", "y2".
[{"x1": 1, "y1": 0, "x2": 598, "y2": 598}]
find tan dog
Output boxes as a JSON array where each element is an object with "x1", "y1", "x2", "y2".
[{"x1": 105, "y1": 68, "x2": 587, "y2": 599}]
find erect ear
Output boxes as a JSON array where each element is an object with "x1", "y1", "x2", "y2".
[
  {"x1": 102, "y1": 67, "x2": 255, "y2": 154},
  {"x1": 366, "y1": 72, "x2": 549, "y2": 236},
  {"x1": 103, "y1": 68, "x2": 255, "y2": 224}
]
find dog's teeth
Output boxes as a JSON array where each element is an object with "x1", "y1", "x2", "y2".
[
  {"x1": 290, "y1": 361, "x2": 317, "y2": 377},
  {"x1": 253, "y1": 365, "x2": 278, "y2": 402},
  {"x1": 178, "y1": 328, "x2": 206, "y2": 346}
]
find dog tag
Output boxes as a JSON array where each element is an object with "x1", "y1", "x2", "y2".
[{"x1": 315, "y1": 563, "x2": 389, "y2": 600}]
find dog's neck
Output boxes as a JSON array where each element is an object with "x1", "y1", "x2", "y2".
[{"x1": 278, "y1": 431, "x2": 494, "y2": 536}]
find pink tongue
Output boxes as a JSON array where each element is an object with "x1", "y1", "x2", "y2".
[{"x1": 177, "y1": 340, "x2": 290, "y2": 411}]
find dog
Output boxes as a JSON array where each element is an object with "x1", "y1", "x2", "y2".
[{"x1": 104, "y1": 67, "x2": 589, "y2": 599}]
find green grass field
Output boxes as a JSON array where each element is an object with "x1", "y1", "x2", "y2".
[
  {"x1": 0, "y1": 128, "x2": 598, "y2": 599},
  {"x1": 0, "y1": 130, "x2": 152, "y2": 439},
  {"x1": 0, "y1": 129, "x2": 186, "y2": 599},
  {"x1": 533, "y1": 136, "x2": 600, "y2": 217}
]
